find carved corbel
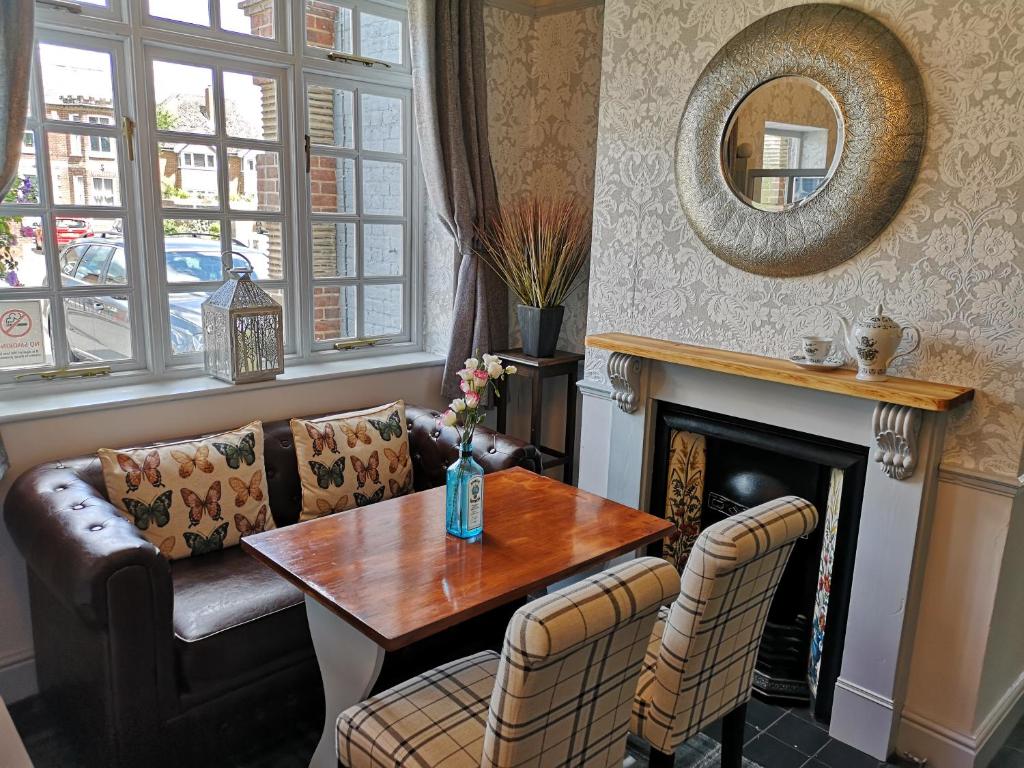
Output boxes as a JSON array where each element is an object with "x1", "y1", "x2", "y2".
[
  {"x1": 872, "y1": 403, "x2": 921, "y2": 480},
  {"x1": 607, "y1": 352, "x2": 642, "y2": 413}
]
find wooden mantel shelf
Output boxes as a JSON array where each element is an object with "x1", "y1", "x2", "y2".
[{"x1": 586, "y1": 332, "x2": 974, "y2": 412}]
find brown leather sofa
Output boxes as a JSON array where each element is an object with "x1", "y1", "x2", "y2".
[{"x1": 4, "y1": 404, "x2": 540, "y2": 767}]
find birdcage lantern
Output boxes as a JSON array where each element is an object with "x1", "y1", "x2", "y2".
[{"x1": 202, "y1": 252, "x2": 284, "y2": 384}]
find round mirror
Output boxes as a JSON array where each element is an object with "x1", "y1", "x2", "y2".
[{"x1": 721, "y1": 76, "x2": 843, "y2": 212}]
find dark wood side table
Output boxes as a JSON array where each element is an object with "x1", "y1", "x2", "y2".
[{"x1": 495, "y1": 348, "x2": 585, "y2": 484}]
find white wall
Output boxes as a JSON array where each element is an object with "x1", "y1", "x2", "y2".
[{"x1": 0, "y1": 364, "x2": 445, "y2": 702}]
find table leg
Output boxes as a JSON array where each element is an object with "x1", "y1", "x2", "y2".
[{"x1": 305, "y1": 595, "x2": 385, "y2": 768}]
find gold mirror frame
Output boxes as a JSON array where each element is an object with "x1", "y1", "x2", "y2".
[{"x1": 676, "y1": 4, "x2": 926, "y2": 278}]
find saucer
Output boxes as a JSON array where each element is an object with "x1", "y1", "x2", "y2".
[{"x1": 789, "y1": 353, "x2": 845, "y2": 372}]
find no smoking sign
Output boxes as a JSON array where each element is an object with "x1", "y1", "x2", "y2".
[
  {"x1": 1, "y1": 308, "x2": 33, "y2": 338},
  {"x1": 0, "y1": 301, "x2": 46, "y2": 366}
]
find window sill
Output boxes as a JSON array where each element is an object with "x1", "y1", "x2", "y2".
[{"x1": 0, "y1": 351, "x2": 445, "y2": 425}]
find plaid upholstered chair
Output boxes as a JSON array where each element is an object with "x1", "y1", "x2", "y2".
[
  {"x1": 631, "y1": 495, "x2": 818, "y2": 768},
  {"x1": 337, "y1": 557, "x2": 680, "y2": 767}
]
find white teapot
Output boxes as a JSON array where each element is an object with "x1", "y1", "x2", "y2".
[{"x1": 840, "y1": 304, "x2": 921, "y2": 382}]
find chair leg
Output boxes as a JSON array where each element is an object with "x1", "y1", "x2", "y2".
[
  {"x1": 648, "y1": 746, "x2": 675, "y2": 768},
  {"x1": 721, "y1": 702, "x2": 747, "y2": 768}
]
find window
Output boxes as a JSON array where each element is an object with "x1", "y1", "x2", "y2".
[
  {"x1": 3, "y1": 0, "x2": 416, "y2": 384},
  {"x1": 92, "y1": 178, "x2": 115, "y2": 206},
  {"x1": 0, "y1": 35, "x2": 136, "y2": 374},
  {"x1": 87, "y1": 116, "x2": 114, "y2": 154}
]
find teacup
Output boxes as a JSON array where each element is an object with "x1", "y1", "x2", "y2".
[{"x1": 801, "y1": 336, "x2": 833, "y2": 364}]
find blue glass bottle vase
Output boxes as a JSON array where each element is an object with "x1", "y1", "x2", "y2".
[{"x1": 446, "y1": 446, "x2": 484, "y2": 539}]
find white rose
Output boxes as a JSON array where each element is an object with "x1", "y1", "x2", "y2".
[
  {"x1": 441, "y1": 410, "x2": 458, "y2": 427},
  {"x1": 464, "y1": 357, "x2": 479, "y2": 370},
  {"x1": 458, "y1": 368, "x2": 475, "y2": 381},
  {"x1": 505, "y1": 365, "x2": 518, "y2": 375},
  {"x1": 451, "y1": 398, "x2": 467, "y2": 412},
  {"x1": 487, "y1": 362, "x2": 504, "y2": 379},
  {"x1": 482, "y1": 353, "x2": 500, "y2": 366}
]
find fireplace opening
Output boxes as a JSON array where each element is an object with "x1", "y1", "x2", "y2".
[{"x1": 648, "y1": 402, "x2": 868, "y2": 722}]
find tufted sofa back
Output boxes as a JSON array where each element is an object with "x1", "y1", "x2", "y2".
[{"x1": 19, "y1": 404, "x2": 541, "y2": 528}]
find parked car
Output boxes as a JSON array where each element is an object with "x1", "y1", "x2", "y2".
[
  {"x1": 35, "y1": 218, "x2": 94, "y2": 250},
  {"x1": 58, "y1": 235, "x2": 269, "y2": 361}
]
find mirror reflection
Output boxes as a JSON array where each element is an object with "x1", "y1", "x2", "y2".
[{"x1": 722, "y1": 76, "x2": 842, "y2": 212}]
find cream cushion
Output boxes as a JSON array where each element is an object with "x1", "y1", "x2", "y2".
[
  {"x1": 98, "y1": 421, "x2": 274, "y2": 560},
  {"x1": 290, "y1": 400, "x2": 413, "y2": 522}
]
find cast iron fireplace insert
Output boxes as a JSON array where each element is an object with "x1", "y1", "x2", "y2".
[{"x1": 648, "y1": 402, "x2": 868, "y2": 722}]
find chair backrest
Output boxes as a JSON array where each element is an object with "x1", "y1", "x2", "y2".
[
  {"x1": 482, "y1": 557, "x2": 680, "y2": 768},
  {"x1": 644, "y1": 496, "x2": 818, "y2": 749}
]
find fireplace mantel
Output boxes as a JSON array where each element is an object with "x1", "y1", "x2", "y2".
[
  {"x1": 586, "y1": 332, "x2": 974, "y2": 411},
  {"x1": 577, "y1": 332, "x2": 963, "y2": 759}
]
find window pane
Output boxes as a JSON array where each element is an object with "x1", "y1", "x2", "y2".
[
  {"x1": 153, "y1": 61, "x2": 216, "y2": 135},
  {"x1": 64, "y1": 295, "x2": 133, "y2": 362},
  {"x1": 40, "y1": 45, "x2": 115, "y2": 121},
  {"x1": 229, "y1": 149, "x2": 280, "y2": 212},
  {"x1": 359, "y1": 13, "x2": 402, "y2": 65},
  {"x1": 306, "y1": 2, "x2": 353, "y2": 53},
  {"x1": 361, "y1": 159, "x2": 402, "y2": 215},
  {"x1": 6, "y1": 142, "x2": 39, "y2": 205},
  {"x1": 310, "y1": 156, "x2": 355, "y2": 214},
  {"x1": 162, "y1": 220, "x2": 224, "y2": 283},
  {"x1": 159, "y1": 142, "x2": 219, "y2": 208},
  {"x1": 0, "y1": 299, "x2": 52, "y2": 370},
  {"x1": 168, "y1": 291, "x2": 208, "y2": 354},
  {"x1": 308, "y1": 85, "x2": 354, "y2": 148},
  {"x1": 360, "y1": 93, "x2": 402, "y2": 154},
  {"x1": 220, "y1": 0, "x2": 274, "y2": 38},
  {"x1": 0, "y1": 217, "x2": 45, "y2": 288},
  {"x1": 47, "y1": 132, "x2": 121, "y2": 206},
  {"x1": 363, "y1": 223, "x2": 402, "y2": 276},
  {"x1": 230, "y1": 220, "x2": 284, "y2": 280},
  {"x1": 311, "y1": 221, "x2": 355, "y2": 278},
  {"x1": 224, "y1": 72, "x2": 278, "y2": 141},
  {"x1": 313, "y1": 285, "x2": 356, "y2": 341},
  {"x1": 363, "y1": 283, "x2": 402, "y2": 336},
  {"x1": 148, "y1": 0, "x2": 210, "y2": 26}
]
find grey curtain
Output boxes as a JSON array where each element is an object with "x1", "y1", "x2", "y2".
[
  {"x1": 0, "y1": 0, "x2": 33, "y2": 200},
  {"x1": 410, "y1": 0, "x2": 508, "y2": 401}
]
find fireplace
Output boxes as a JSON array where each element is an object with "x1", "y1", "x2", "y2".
[{"x1": 647, "y1": 403, "x2": 869, "y2": 720}]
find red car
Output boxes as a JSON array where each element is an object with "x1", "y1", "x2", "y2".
[{"x1": 34, "y1": 218, "x2": 93, "y2": 250}]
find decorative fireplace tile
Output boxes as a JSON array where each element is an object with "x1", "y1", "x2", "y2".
[
  {"x1": 663, "y1": 429, "x2": 706, "y2": 570},
  {"x1": 808, "y1": 467, "x2": 845, "y2": 699}
]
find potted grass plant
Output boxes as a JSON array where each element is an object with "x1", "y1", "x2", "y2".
[{"x1": 476, "y1": 196, "x2": 591, "y2": 357}]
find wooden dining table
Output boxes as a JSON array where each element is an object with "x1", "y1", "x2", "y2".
[{"x1": 242, "y1": 466, "x2": 674, "y2": 768}]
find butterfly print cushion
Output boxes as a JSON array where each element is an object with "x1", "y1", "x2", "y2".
[
  {"x1": 290, "y1": 400, "x2": 414, "y2": 522},
  {"x1": 98, "y1": 421, "x2": 275, "y2": 560}
]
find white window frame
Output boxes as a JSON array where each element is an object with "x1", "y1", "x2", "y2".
[
  {"x1": 0, "y1": 29, "x2": 145, "y2": 383},
  {"x1": 145, "y1": 44, "x2": 295, "y2": 366},
  {"x1": 302, "y1": 71, "x2": 412, "y2": 350},
  {"x1": 7, "y1": 0, "x2": 422, "y2": 390}
]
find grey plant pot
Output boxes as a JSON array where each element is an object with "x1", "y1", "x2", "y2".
[{"x1": 517, "y1": 304, "x2": 564, "y2": 358}]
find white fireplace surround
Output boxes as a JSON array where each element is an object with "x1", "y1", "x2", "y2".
[{"x1": 576, "y1": 354, "x2": 950, "y2": 761}]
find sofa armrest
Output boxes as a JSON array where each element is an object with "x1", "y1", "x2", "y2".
[
  {"x1": 4, "y1": 460, "x2": 172, "y2": 628},
  {"x1": 406, "y1": 405, "x2": 543, "y2": 489}
]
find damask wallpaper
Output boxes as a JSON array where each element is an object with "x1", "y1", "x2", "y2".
[
  {"x1": 584, "y1": 0, "x2": 1024, "y2": 477},
  {"x1": 487, "y1": 5, "x2": 604, "y2": 354},
  {"x1": 422, "y1": 5, "x2": 604, "y2": 358}
]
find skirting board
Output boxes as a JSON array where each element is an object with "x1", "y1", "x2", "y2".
[
  {"x1": 900, "y1": 669, "x2": 1024, "y2": 768},
  {"x1": 0, "y1": 651, "x2": 37, "y2": 704},
  {"x1": 829, "y1": 678, "x2": 896, "y2": 760}
]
